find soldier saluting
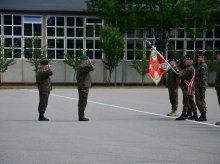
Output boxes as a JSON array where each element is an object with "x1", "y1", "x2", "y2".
[
  {"x1": 36, "y1": 60, "x2": 53, "y2": 121},
  {"x1": 76, "y1": 55, "x2": 94, "y2": 121}
]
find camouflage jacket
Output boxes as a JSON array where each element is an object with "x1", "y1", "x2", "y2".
[
  {"x1": 36, "y1": 69, "x2": 53, "y2": 91},
  {"x1": 180, "y1": 65, "x2": 195, "y2": 92},
  {"x1": 166, "y1": 66, "x2": 179, "y2": 89},
  {"x1": 195, "y1": 62, "x2": 208, "y2": 88},
  {"x1": 76, "y1": 63, "x2": 94, "y2": 89},
  {"x1": 215, "y1": 62, "x2": 220, "y2": 88}
]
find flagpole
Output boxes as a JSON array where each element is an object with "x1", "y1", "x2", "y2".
[{"x1": 146, "y1": 40, "x2": 178, "y2": 74}]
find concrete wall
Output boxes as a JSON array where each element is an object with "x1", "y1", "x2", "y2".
[
  {"x1": 2, "y1": 59, "x2": 216, "y2": 85},
  {"x1": 2, "y1": 59, "x2": 153, "y2": 84}
]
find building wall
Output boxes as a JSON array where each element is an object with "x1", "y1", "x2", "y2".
[{"x1": 2, "y1": 60, "x2": 154, "y2": 84}]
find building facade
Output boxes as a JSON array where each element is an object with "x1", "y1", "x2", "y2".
[{"x1": 0, "y1": 0, "x2": 220, "y2": 84}]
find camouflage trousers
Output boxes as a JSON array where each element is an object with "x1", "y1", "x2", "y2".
[
  {"x1": 182, "y1": 92, "x2": 197, "y2": 115},
  {"x1": 168, "y1": 88, "x2": 178, "y2": 110},
  {"x1": 195, "y1": 87, "x2": 207, "y2": 114},
  {"x1": 78, "y1": 88, "x2": 89, "y2": 119},
  {"x1": 38, "y1": 90, "x2": 50, "y2": 114}
]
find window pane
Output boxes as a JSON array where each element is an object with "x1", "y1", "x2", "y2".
[
  {"x1": 76, "y1": 28, "x2": 83, "y2": 37},
  {"x1": 57, "y1": 28, "x2": 64, "y2": 36},
  {"x1": 47, "y1": 27, "x2": 55, "y2": 36},
  {"x1": 187, "y1": 41, "x2": 194, "y2": 50},
  {"x1": 127, "y1": 40, "x2": 134, "y2": 49},
  {"x1": 4, "y1": 15, "x2": 12, "y2": 25},
  {"x1": 95, "y1": 25, "x2": 101, "y2": 37},
  {"x1": 34, "y1": 24, "x2": 42, "y2": 36},
  {"x1": 177, "y1": 29, "x2": 184, "y2": 38},
  {"x1": 215, "y1": 41, "x2": 220, "y2": 50},
  {"x1": 176, "y1": 41, "x2": 183, "y2": 50},
  {"x1": 34, "y1": 38, "x2": 41, "y2": 48},
  {"x1": 24, "y1": 24, "x2": 32, "y2": 36},
  {"x1": 127, "y1": 51, "x2": 134, "y2": 60},
  {"x1": 215, "y1": 26, "x2": 220, "y2": 38},
  {"x1": 95, "y1": 40, "x2": 100, "y2": 49},
  {"x1": 206, "y1": 30, "x2": 213, "y2": 38},
  {"x1": 47, "y1": 17, "x2": 55, "y2": 26},
  {"x1": 57, "y1": 50, "x2": 64, "y2": 59},
  {"x1": 87, "y1": 18, "x2": 102, "y2": 24},
  {"x1": 24, "y1": 16, "x2": 41, "y2": 23},
  {"x1": 25, "y1": 38, "x2": 32, "y2": 48},
  {"x1": 67, "y1": 28, "x2": 74, "y2": 37},
  {"x1": 14, "y1": 38, "x2": 21, "y2": 47},
  {"x1": 67, "y1": 17, "x2": 75, "y2": 26},
  {"x1": 86, "y1": 25, "x2": 93, "y2": 37},
  {"x1": 206, "y1": 41, "x2": 213, "y2": 48},
  {"x1": 48, "y1": 39, "x2": 55, "y2": 48},
  {"x1": 87, "y1": 50, "x2": 93, "y2": 59},
  {"x1": 56, "y1": 39, "x2": 64, "y2": 48},
  {"x1": 4, "y1": 26, "x2": 12, "y2": 35},
  {"x1": 48, "y1": 50, "x2": 55, "y2": 59},
  {"x1": 14, "y1": 26, "x2": 22, "y2": 36},
  {"x1": 76, "y1": 18, "x2": 83, "y2": 26},
  {"x1": 95, "y1": 50, "x2": 102, "y2": 59},
  {"x1": 4, "y1": 49, "x2": 12, "y2": 58},
  {"x1": 5, "y1": 38, "x2": 12, "y2": 47},
  {"x1": 14, "y1": 49, "x2": 21, "y2": 58},
  {"x1": 13, "y1": 16, "x2": 21, "y2": 25},
  {"x1": 86, "y1": 40, "x2": 93, "y2": 49},
  {"x1": 76, "y1": 40, "x2": 83, "y2": 49},
  {"x1": 67, "y1": 39, "x2": 74, "y2": 48},
  {"x1": 195, "y1": 41, "x2": 202, "y2": 49},
  {"x1": 56, "y1": 17, "x2": 64, "y2": 26}
]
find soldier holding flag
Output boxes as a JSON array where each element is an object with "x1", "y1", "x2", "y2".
[{"x1": 176, "y1": 55, "x2": 198, "y2": 121}]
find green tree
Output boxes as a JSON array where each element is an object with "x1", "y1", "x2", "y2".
[
  {"x1": 0, "y1": 43, "x2": 15, "y2": 86},
  {"x1": 87, "y1": 0, "x2": 219, "y2": 56},
  {"x1": 99, "y1": 25, "x2": 125, "y2": 85},
  {"x1": 63, "y1": 51, "x2": 82, "y2": 83},
  {"x1": 131, "y1": 49, "x2": 148, "y2": 85},
  {"x1": 24, "y1": 37, "x2": 50, "y2": 73}
]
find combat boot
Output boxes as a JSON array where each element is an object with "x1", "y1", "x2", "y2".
[
  {"x1": 38, "y1": 113, "x2": 49, "y2": 121},
  {"x1": 176, "y1": 112, "x2": 187, "y2": 120},
  {"x1": 197, "y1": 113, "x2": 207, "y2": 122},
  {"x1": 215, "y1": 121, "x2": 220, "y2": 126},
  {"x1": 188, "y1": 113, "x2": 198, "y2": 121},
  {"x1": 79, "y1": 117, "x2": 89, "y2": 121},
  {"x1": 167, "y1": 110, "x2": 177, "y2": 117}
]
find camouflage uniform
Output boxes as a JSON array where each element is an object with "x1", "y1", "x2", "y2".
[
  {"x1": 36, "y1": 68, "x2": 53, "y2": 117},
  {"x1": 195, "y1": 61, "x2": 208, "y2": 120},
  {"x1": 166, "y1": 66, "x2": 179, "y2": 114},
  {"x1": 176, "y1": 64, "x2": 198, "y2": 120},
  {"x1": 76, "y1": 63, "x2": 94, "y2": 120}
]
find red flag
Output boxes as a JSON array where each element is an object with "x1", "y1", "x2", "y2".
[{"x1": 147, "y1": 49, "x2": 169, "y2": 85}]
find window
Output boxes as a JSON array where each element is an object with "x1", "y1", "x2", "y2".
[
  {"x1": 24, "y1": 16, "x2": 42, "y2": 36},
  {"x1": 46, "y1": 16, "x2": 103, "y2": 59}
]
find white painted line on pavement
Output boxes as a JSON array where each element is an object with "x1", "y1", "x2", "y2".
[{"x1": 24, "y1": 89, "x2": 220, "y2": 128}]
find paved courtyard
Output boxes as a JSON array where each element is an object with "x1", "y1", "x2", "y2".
[{"x1": 0, "y1": 88, "x2": 220, "y2": 164}]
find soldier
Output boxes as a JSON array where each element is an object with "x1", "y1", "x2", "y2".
[
  {"x1": 76, "y1": 55, "x2": 94, "y2": 121},
  {"x1": 166, "y1": 57, "x2": 179, "y2": 117},
  {"x1": 176, "y1": 55, "x2": 198, "y2": 120},
  {"x1": 36, "y1": 60, "x2": 53, "y2": 121},
  {"x1": 195, "y1": 52, "x2": 208, "y2": 121},
  {"x1": 215, "y1": 52, "x2": 220, "y2": 125}
]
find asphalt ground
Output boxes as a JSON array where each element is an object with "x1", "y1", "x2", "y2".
[{"x1": 0, "y1": 88, "x2": 220, "y2": 164}]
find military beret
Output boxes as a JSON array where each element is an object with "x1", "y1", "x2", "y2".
[
  {"x1": 198, "y1": 52, "x2": 206, "y2": 57},
  {"x1": 80, "y1": 55, "x2": 89, "y2": 60},
  {"x1": 184, "y1": 55, "x2": 194, "y2": 61},
  {"x1": 168, "y1": 57, "x2": 176, "y2": 62},
  {"x1": 39, "y1": 60, "x2": 49, "y2": 65}
]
